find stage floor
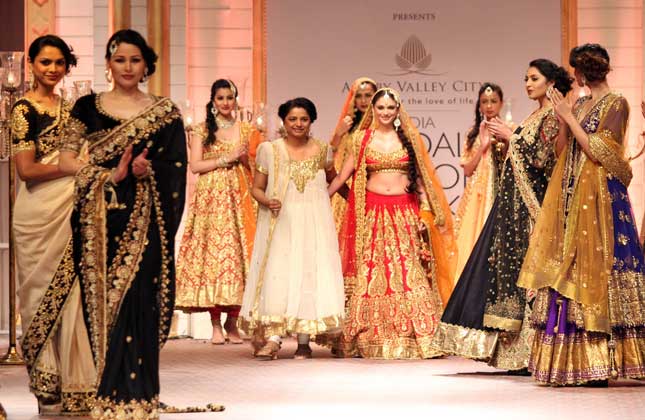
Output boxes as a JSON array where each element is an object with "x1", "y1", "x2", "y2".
[{"x1": 1, "y1": 335, "x2": 644, "y2": 420}]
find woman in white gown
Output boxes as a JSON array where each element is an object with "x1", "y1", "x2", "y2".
[{"x1": 240, "y1": 97, "x2": 345, "y2": 360}]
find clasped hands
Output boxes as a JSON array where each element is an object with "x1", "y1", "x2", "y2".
[{"x1": 110, "y1": 145, "x2": 152, "y2": 184}]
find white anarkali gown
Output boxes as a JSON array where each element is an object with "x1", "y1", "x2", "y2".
[{"x1": 240, "y1": 138, "x2": 345, "y2": 337}]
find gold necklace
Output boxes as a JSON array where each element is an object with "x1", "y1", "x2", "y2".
[{"x1": 216, "y1": 115, "x2": 235, "y2": 129}]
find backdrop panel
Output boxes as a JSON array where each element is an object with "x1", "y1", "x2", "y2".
[{"x1": 267, "y1": 0, "x2": 562, "y2": 209}]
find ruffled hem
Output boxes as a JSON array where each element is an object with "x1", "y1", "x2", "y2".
[
  {"x1": 429, "y1": 322, "x2": 498, "y2": 361},
  {"x1": 239, "y1": 314, "x2": 343, "y2": 337}
]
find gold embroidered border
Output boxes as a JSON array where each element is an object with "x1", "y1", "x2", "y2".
[
  {"x1": 88, "y1": 97, "x2": 180, "y2": 165},
  {"x1": 588, "y1": 130, "x2": 632, "y2": 186},
  {"x1": 429, "y1": 322, "x2": 498, "y2": 361},
  {"x1": 21, "y1": 242, "x2": 77, "y2": 396},
  {"x1": 342, "y1": 335, "x2": 444, "y2": 360},
  {"x1": 62, "y1": 391, "x2": 95, "y2": 416},
  {"x1": 505, "y1": 106, "x2": 554, "y2": 221},
  {"x1": 11, "y1": 139, "x2": 35, "y2": 155},
  {"x1": 255, "y1": 163, "x2": 268, "y2": 174},
  {"x1": 89, "y1": 395, "x2": 159, "y2": 420},
  {"x1": 483, "y1": 313, "x2": 523, "y2": 331},
  {"x1": 240, "y1": 314, "x2": 343, "y2": 337},
  {"x1": 148, "y1": 173, "x2": 174, "y2": 346}
]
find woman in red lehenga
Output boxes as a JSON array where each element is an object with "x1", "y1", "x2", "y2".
[
  {"x1": 328, "y1": 87, "x2": 457, "y2": 359},
  {"x1": 174, "y1": 79, "x2": 260, "y2": 344}
]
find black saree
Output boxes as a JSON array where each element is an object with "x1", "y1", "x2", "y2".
[{"x1": 61, "y1": 93, "x2": 186, "y2": 419}]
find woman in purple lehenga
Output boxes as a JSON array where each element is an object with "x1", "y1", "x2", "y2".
[{"x1": 518, "y1": 44, "x2": 645, "y2": 386}]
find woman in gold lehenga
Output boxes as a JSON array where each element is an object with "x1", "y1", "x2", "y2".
[
  {"x1": 328, "y1": 88, "x2": 457, "y2": 359},
  {"x1": 175, "y1": 79, "x2": 259, "y2": 344},
  {"x1": 518, "y1": 44, "x2": 645, "y2": 386},
  {"x1": 454, "y1": 83, "x2": 507, "y2": 282},
  {"x1": 58, "y1": 30, "x2": 186, "y2": 419},
  {"x1": 11, "y1": 35, "x2": 95, "y2": 415}
]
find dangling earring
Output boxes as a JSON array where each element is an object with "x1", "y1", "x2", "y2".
[
  {"x1": 581, "y1": 76, "x2": 586, "y2": 86},
  {"x1": 141, "y1": 68, "x2": 149, "y2": 83},
  {"x1": 105, "y1": 69, "x2": 113, "y2": 83},
  {"x1": 479, "y1": 110, "x2": 484, "y2": 121},
  {"x1": 211, "y1": 105, "x2": 218, "y2": 118},
  {"x1": 30, "y1": 70, "x2": 37, "y2": 91},
  {"x1": 393, "y1": 116, "x2": 401, "y2": 130}
]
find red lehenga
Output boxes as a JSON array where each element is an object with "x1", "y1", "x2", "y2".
[{"x1": 339, "y1": 99, "x2": 457, "y2": 359}]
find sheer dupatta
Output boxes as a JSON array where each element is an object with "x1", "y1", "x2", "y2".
[
  {"x1": 518, "y1": 93, "x2": 630, "y2": 333},
  {"x1": 338, "y1": 95, "x2": 457, "y2": 307}
]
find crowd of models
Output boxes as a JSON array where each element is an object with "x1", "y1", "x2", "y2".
[{"x1": 7, "y1": 28, "x2": 645, "y2": 420}]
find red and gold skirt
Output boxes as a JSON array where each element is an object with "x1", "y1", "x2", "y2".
[{"x1": 341, "y1": 192, "x2": 443, "y2": 359}]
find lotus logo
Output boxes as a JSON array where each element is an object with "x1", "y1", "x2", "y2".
[
  {"x1": 397, "y1": 35, "x2": 431, "y2": 71},
  {"x1": 382, "y1": 35, "x2": 446, "y2": 76}
]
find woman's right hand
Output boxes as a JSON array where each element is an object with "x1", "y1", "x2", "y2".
[
  {"x1": 111, "y1": 145, "x2": 133, "y2": 184},
  {"x1": 267, "y1": 198, "x2": 282, "y2": 216},
  {"x1": 335, "y1": 115, "x2": 353, "y2": 137},
  {"x1": 228, "y1": 143, "x2": 248, "y2": 162}
]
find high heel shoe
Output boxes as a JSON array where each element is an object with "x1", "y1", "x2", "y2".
[
  {"x1": 223, "y1": 316, "x2": 243, "y2": 344},
  {"x1": 255, "y1": 340, "x2": 280, "y2": 360},
  {"x1": 211, "y1": 324, "x2": 225, "y2": 345}
]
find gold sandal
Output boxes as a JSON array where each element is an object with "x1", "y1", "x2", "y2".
[{"x1": 255, "y1": 340, "x2": 280, "y2": 360}]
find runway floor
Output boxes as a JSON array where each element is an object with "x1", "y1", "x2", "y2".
[{"x1": 1, "y1": 335, "x2": 644, "y2": 420}]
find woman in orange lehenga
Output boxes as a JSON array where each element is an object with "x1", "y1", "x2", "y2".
[
  {"x1": 328, "y1": 88, "x2": 457, "y2": 358},
  {"x1": 330, "y1": 78, "x2": 377, "y2": 229},
  {"x1": 175, "y1": 79, "x2": 259, "y2": 344},
  {"x1": 454, "y1": 83, "x2": 507, "y2": 282}
]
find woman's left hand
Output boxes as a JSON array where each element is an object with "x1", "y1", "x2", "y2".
[{"x1": 132, "y1": 148, "x2": 151, "y2": 178}]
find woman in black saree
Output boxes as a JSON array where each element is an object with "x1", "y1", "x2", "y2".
[
  {"x1": 58, "y1": 29, "x2": 186, "y2": 419},
  {"x1": 430, "y1": 59, "x2": 573, "y2": 372}
]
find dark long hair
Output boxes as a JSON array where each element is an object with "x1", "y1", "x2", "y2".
[
  {"x1": 528, "y1": 58, "x2": 574, "y2": 95},
  {"x1": 371, "y1": 89, "x2": 418, "y2": 194},
  {"x1": 204, "y1": 79, "x2": 238, "y2": 145},
  {"x1": 466, "y1": 83, "x2": 503, "y2": 150},
  {"x1": 349, "y1": 80, "x2": 377, "y2": 133}
]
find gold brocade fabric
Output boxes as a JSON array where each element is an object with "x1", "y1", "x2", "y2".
[
  {"x1": 529, "y1": 288, "x2": 645, "y2": 385},
  {"x1": 341, "y1": 193, "x2": 444, "y2": 359},
  {"x1": 175, "y1": 124, "x2": 256, "y2": 309},
  {"x1": 517, "y1": 94, "x2": 629, "y2": 333}
]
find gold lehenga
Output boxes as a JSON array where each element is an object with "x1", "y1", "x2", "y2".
[
  {"x1": 175, "y1": 123, "x2": 257, "y2": 310},
  {"x1": 11, "y1": 97, "x2": 96, "y2": 414}
]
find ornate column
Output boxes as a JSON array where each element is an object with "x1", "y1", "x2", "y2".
[
  {"x1": 561, "y1": 0, "x2": 577, "y2": 68},
  {"x1": 109, "y1": 0, "x2": 131, "y2": 34},
  {"x1": 24, "y1": 0, "x2": 56, "y2": 58},
  {"x1": 253, "y1": 0, "x2": 266, "y2": 104},
  {"x1": 147, "y1": 0, "x2": 170, "y2": 97}
]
